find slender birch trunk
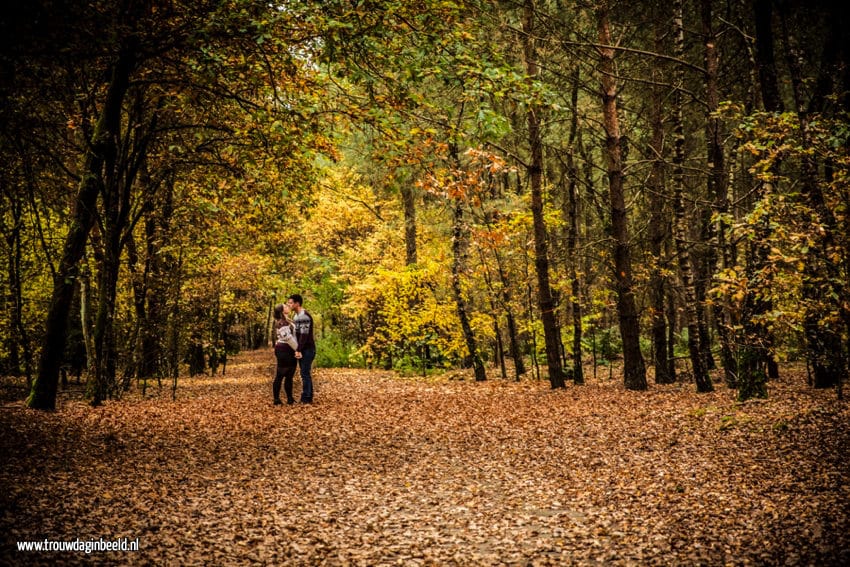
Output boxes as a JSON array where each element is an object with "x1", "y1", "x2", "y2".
[{"x1": 673, "y1": 0, "x2": 712, "y2": 392}]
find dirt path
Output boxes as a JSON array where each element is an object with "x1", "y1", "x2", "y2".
[{"x1": 2, "y1": 350, "x2": 848, "y2": 565}]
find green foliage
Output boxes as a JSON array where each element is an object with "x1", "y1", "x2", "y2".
[
  {"x1": 316, "y1": 332, "x2": 355, "y2": 368},
  {"x1": 595, "y1": 326, "x2": 623, "y2": 364},
  {"x1": 673, "y1": 328, "x2": 691, "y2": 360}
]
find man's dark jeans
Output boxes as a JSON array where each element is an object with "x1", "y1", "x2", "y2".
[{"x1": 298, "y1": 347, "x2": 315, "y2": 402}]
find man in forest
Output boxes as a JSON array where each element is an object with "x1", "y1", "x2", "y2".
[{"x1": 287, "y1": 294, "x2": 315, "y2": 404}]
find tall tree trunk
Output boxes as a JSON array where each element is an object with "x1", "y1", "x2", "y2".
[
  {"x1": 701, "y1": 0, "x2": 737, "y2": 384},
  {"x1": 648, "y1": 11, "x2": 674, "y2": 385},
  {"x1": 672, "y1": 155, "x2": 712, "y2": 393},
  {"x1": 673, "y1": 0, "x2": 712, "y2": 393},
  {"x1": 738, "y1": 229, "x2": 770, "y2": 400},
  {"x1": 722, "y1": 141, "x2": 743, "y2": 389},
  {"x1": 139, "y1": 209, "x2": 162, "y2": 381},
  {"x1": 753, "y1": 0, "x2": 783, "y2": 381},
  {"x1": 566, "y1": 162, "x2": 584, "y2": 385},
  {"x1": 79, "y1": 263, "x2": 96, "y2": 380},
  {"x1": 754, "y1": 0, "x2": 783, "y2": 113},
  {"x1": 523, "y1": 0, "x2": 565, "y2": 389},
  {"x1": 27, "y1": 43, "x2": 137, "y2": 410},
  {"x1": 520, "y1": 236, "x2": 541, "y2": 381},
  {"x1": 3, "y1": 222, "x2": 21, "y2": 376},
  {"x1": 494, "y1": 319, "x2": 507, "y2": 379},
  {"x1": 488, "y1": 176, "x2": 524, "y2": 379},
  {"x1": 89, "y1": 87, "x2": 155, "y2": 405},
  {"x1": 564, "y1": 67, "x2": 584, "y2": 385},
  {"x1": 168, "y1": 250, "x2": 183, "y2": 400},
  {"x1": 450, "y1": 198, "x2": 486, "y2": 382},
  {"x1": 139, "y1": 174, "x2": 175, "y2": 381},
  {"x1": 89, "y1": 221, "x2": 122, "y2": 406},
  {"x1": 595, "y1": 3, "x2": 646, "y2": 390},
  {"x1": 833, "y1": 5, "x2": 850, "y2": 400}
]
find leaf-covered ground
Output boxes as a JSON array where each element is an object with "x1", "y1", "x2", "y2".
[{"x1": 1, "y1": 351, "x2": 848, "y2": 566}]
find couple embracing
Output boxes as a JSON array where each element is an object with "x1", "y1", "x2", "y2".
[{"x1": 272, "y1": 294, "x2": 315, "y2": 405}]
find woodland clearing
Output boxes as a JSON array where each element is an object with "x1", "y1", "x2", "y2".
[{"x1": 1, "y1": 350, "x2": 848, "y2": 566}]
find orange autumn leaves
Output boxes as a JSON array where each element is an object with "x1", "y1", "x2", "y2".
[{"x1": 2, "y1": 350, "x2": 848, "y2": 565}]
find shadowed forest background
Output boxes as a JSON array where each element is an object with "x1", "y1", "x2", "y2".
[{"x1": 1, "y1": 0, "x2": 849, "y2": 563}]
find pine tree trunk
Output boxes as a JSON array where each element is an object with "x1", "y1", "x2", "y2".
[
  {"x1": 648, "y1": 12, "x2": 674, "y2": 385},
  {"x1": 565, "y1": 68, "x2": 584, "y2": 385},
  {"x1": 596, "y1": 3, "x2": 647, "y2": 390},
  {"x1": 523, "y1": 0, "x2": 565, "y2": 389}
]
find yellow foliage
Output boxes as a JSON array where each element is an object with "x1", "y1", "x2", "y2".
[{"x1": 347, "y1": 261, "x2": 467, "y2": 368}]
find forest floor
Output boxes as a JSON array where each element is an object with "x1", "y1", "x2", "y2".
[{"x1": 1, "y1": 350, "x2": 849, "y2": 566}]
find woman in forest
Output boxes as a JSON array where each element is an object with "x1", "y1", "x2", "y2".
[{"x1": 272, "y1": 303, "x2": 298, "y2": 405}]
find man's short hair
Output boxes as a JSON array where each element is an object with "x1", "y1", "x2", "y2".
[{"x1": 288, "y1": 293, "x2": 303, "y2": 306}]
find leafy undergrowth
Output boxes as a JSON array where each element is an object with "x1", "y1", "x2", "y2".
[{"x1": 1, "y1": 352, "x2": 848, "y2": 566}]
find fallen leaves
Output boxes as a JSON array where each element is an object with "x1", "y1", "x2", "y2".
[{"x1": 1, "y1": 352, "x2": 848, "y2": 565}]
